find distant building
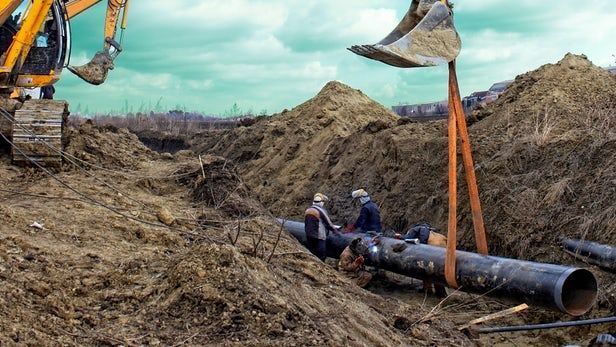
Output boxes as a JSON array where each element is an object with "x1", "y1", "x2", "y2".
[
  {"x1": 394, "y1": 68, "x2": 615, "y2": 120},
  {"x1": 489, "y1": 80, "x2": 514, "y2": 93},
  {"x1": 392, "y1": 100, "x2": 448, "y2": 119},
  {"x1": 393, "y1": 80, "x2": 513, "y2": 119}
]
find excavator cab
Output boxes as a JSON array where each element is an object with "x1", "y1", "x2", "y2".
[
  {"x1": 0, "y1": 0, "x2": 70, "y2": 88},
  {"x1": 348, "y1": 0, "x2": 461, "y2": 68}
]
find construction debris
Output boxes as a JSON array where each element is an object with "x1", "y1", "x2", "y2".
[
  {"x1": 156, "y1": 207, "x2": 175, "y2": 226},
  {"x1": 28, "y1": 221, "x2": 46, "y2": 230},
  {"x1": 458, "y1": 304, "x2": 529, "y2": 331},
  {"x1": 474, "y1": 316, "x2": 616, "y2": 334}
]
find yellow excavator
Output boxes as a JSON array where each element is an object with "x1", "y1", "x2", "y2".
[{"x1": 0, "y1": 0, "x2": 130, "y2": 165}]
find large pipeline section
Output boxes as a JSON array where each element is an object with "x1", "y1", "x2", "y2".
[
  {"x1": 280, "y1": 220, "x2": 597, "y2": 316},
  {"x1": 562, "y1": 238, "x2": 616, "y2": 272}
]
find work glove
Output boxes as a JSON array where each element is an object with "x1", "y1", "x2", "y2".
[
  {"x1": 354, "y1": 256, "x2": 365, "y2": 267},
  {"x1": 371, "y1": 236, "x2": 381, "y2": 245}
]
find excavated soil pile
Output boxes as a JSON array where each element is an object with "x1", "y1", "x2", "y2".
[
  {"x1": 202, "y1": 55, "x2": 616, "y2": 308},
  {"x1": 465, "y1": 53, "x2": 616, "y2": 263},
  {"x1": 149, "y1": 241, "x2": 469, "y2": 346},
  {"x1": 0, "y1": 146, "x2": 470, "y2": 346},
  {"x1": 463, "y1": 54, "x2": 616, "y2": 310},
  {"x1": 64, "y1": 121, "x2": 155, "y2": 169},
  {"x1": 197, "y1": 80, "x2": 400, "y2": 215},
  {"x1": 191, "y1": 155, "x2": 262, "y2": 217},
  {"x1": 200, "y1": 80, "x2": 448, "y2": 231}
]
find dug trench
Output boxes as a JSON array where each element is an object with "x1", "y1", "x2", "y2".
[
  {"x1": 134, "y1": 129, "x2": 191, "y2": 154},
  {"x1": 196, "y1": 53, "x2": 616, "y2": 346}
]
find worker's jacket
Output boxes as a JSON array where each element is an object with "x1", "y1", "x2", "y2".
[
  {"x1": 355, "y1": 201, "x2": 382, "y2": 233},
  {"x1": 405, "y1": 223, "x2": 432, "y2": 244},
  {"x1": 304, "y1": 204, "x2": 336, "y2": 240},
  {"x1": 338, "y1": 246, "x2": 361, "y2": 273},
  {"x1": 405, "y1": 223, "x2": 447, "y2": 247}
]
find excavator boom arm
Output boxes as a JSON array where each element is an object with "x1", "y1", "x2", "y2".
[
  {"x1": 1, "y1": 0, "x2": 130, "y2": 85},
  {"x1": 66, "y1": 0, "x2": 102, "y2": 18},
  {"x1": 65, "y1": 0, "x2": 129, "y2": 50},
  {"x1": 65, "y1": 0, "x2": 130, "y2": 85}
]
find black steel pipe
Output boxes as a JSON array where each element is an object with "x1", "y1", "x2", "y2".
[
  {"x1": 475, "y1": 316, "x2": 616, "y2": 334},
  {"x1": 280, "y1": 220, "x2": 598, "y2": 316},
  {"x1": 562, "y1": 238, "x2": 616, "y2": 272}
]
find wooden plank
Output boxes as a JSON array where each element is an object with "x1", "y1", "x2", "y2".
[{"x1": 458, "y1": 304, "x2": 530, "y2": 331}]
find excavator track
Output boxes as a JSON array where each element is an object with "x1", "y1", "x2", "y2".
[{"x1": 11, "y1": 99, "x2": 68, "y2": 167}]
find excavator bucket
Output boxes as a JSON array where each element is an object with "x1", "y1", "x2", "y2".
[
  {"x1": 348, "y1": 0, "x2": 461, "y2": 68},
  {"x1": 67, "y1": 51, "x2": 115, "y2": 85}
]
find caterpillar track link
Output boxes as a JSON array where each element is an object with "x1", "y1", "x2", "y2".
[{"x1": 11, "y1": 100, "x2": 68, "y2": 167}]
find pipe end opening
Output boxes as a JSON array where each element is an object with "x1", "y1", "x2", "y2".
[{"x1": 558, "y1": 269, "x2": 597, "y2": 316}]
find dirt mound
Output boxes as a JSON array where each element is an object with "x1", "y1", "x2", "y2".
[
  {"x1": 191, "y1": 155, "x2": 262, "y2": 217},
  {"x1": 147, "y1": 242, "x2": 470, "y2": 346},
  {"x1": 472, "y1": 53, "x2": 616, "y2": 127},
  {"x1": 64, "y1": 121, "x2": 154, "y2": 169},
  {"x1": 199, "y1": 81, "x2": 399, "y2": 214},
  {"x1": 466, "y1": 54, "x2": 616, "y2": 260}
]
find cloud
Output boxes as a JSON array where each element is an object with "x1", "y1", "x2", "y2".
[
  {"x1": 143, "y1": 0, "x2": 288, "y2": 31},
  {"x1": 57, "y1": 0, "x2": 616, "y2": 114}
]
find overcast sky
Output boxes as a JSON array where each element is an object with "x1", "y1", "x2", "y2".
[{"x1": 56, "y1": 0, "x2": 616, "y2": 115}]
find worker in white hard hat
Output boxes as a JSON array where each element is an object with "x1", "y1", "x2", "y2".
[
  {"x1": 350, "y1": 189, "x2": 382, "y2": 234},
  {"x1": 304, "y1": 193, "x2": 337, "y2": 261}
]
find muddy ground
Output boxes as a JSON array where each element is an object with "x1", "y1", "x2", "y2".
[{"x1": 0, "y1": 124, "x2": 473, "y2": 346}]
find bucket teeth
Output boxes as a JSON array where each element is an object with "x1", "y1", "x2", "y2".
[
  {"x1": 349, "y1": 0, "x2": 461, "y2": 68},
  {"x1": 68, "y1": 51, "x2": 115, "y2": 85}
]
